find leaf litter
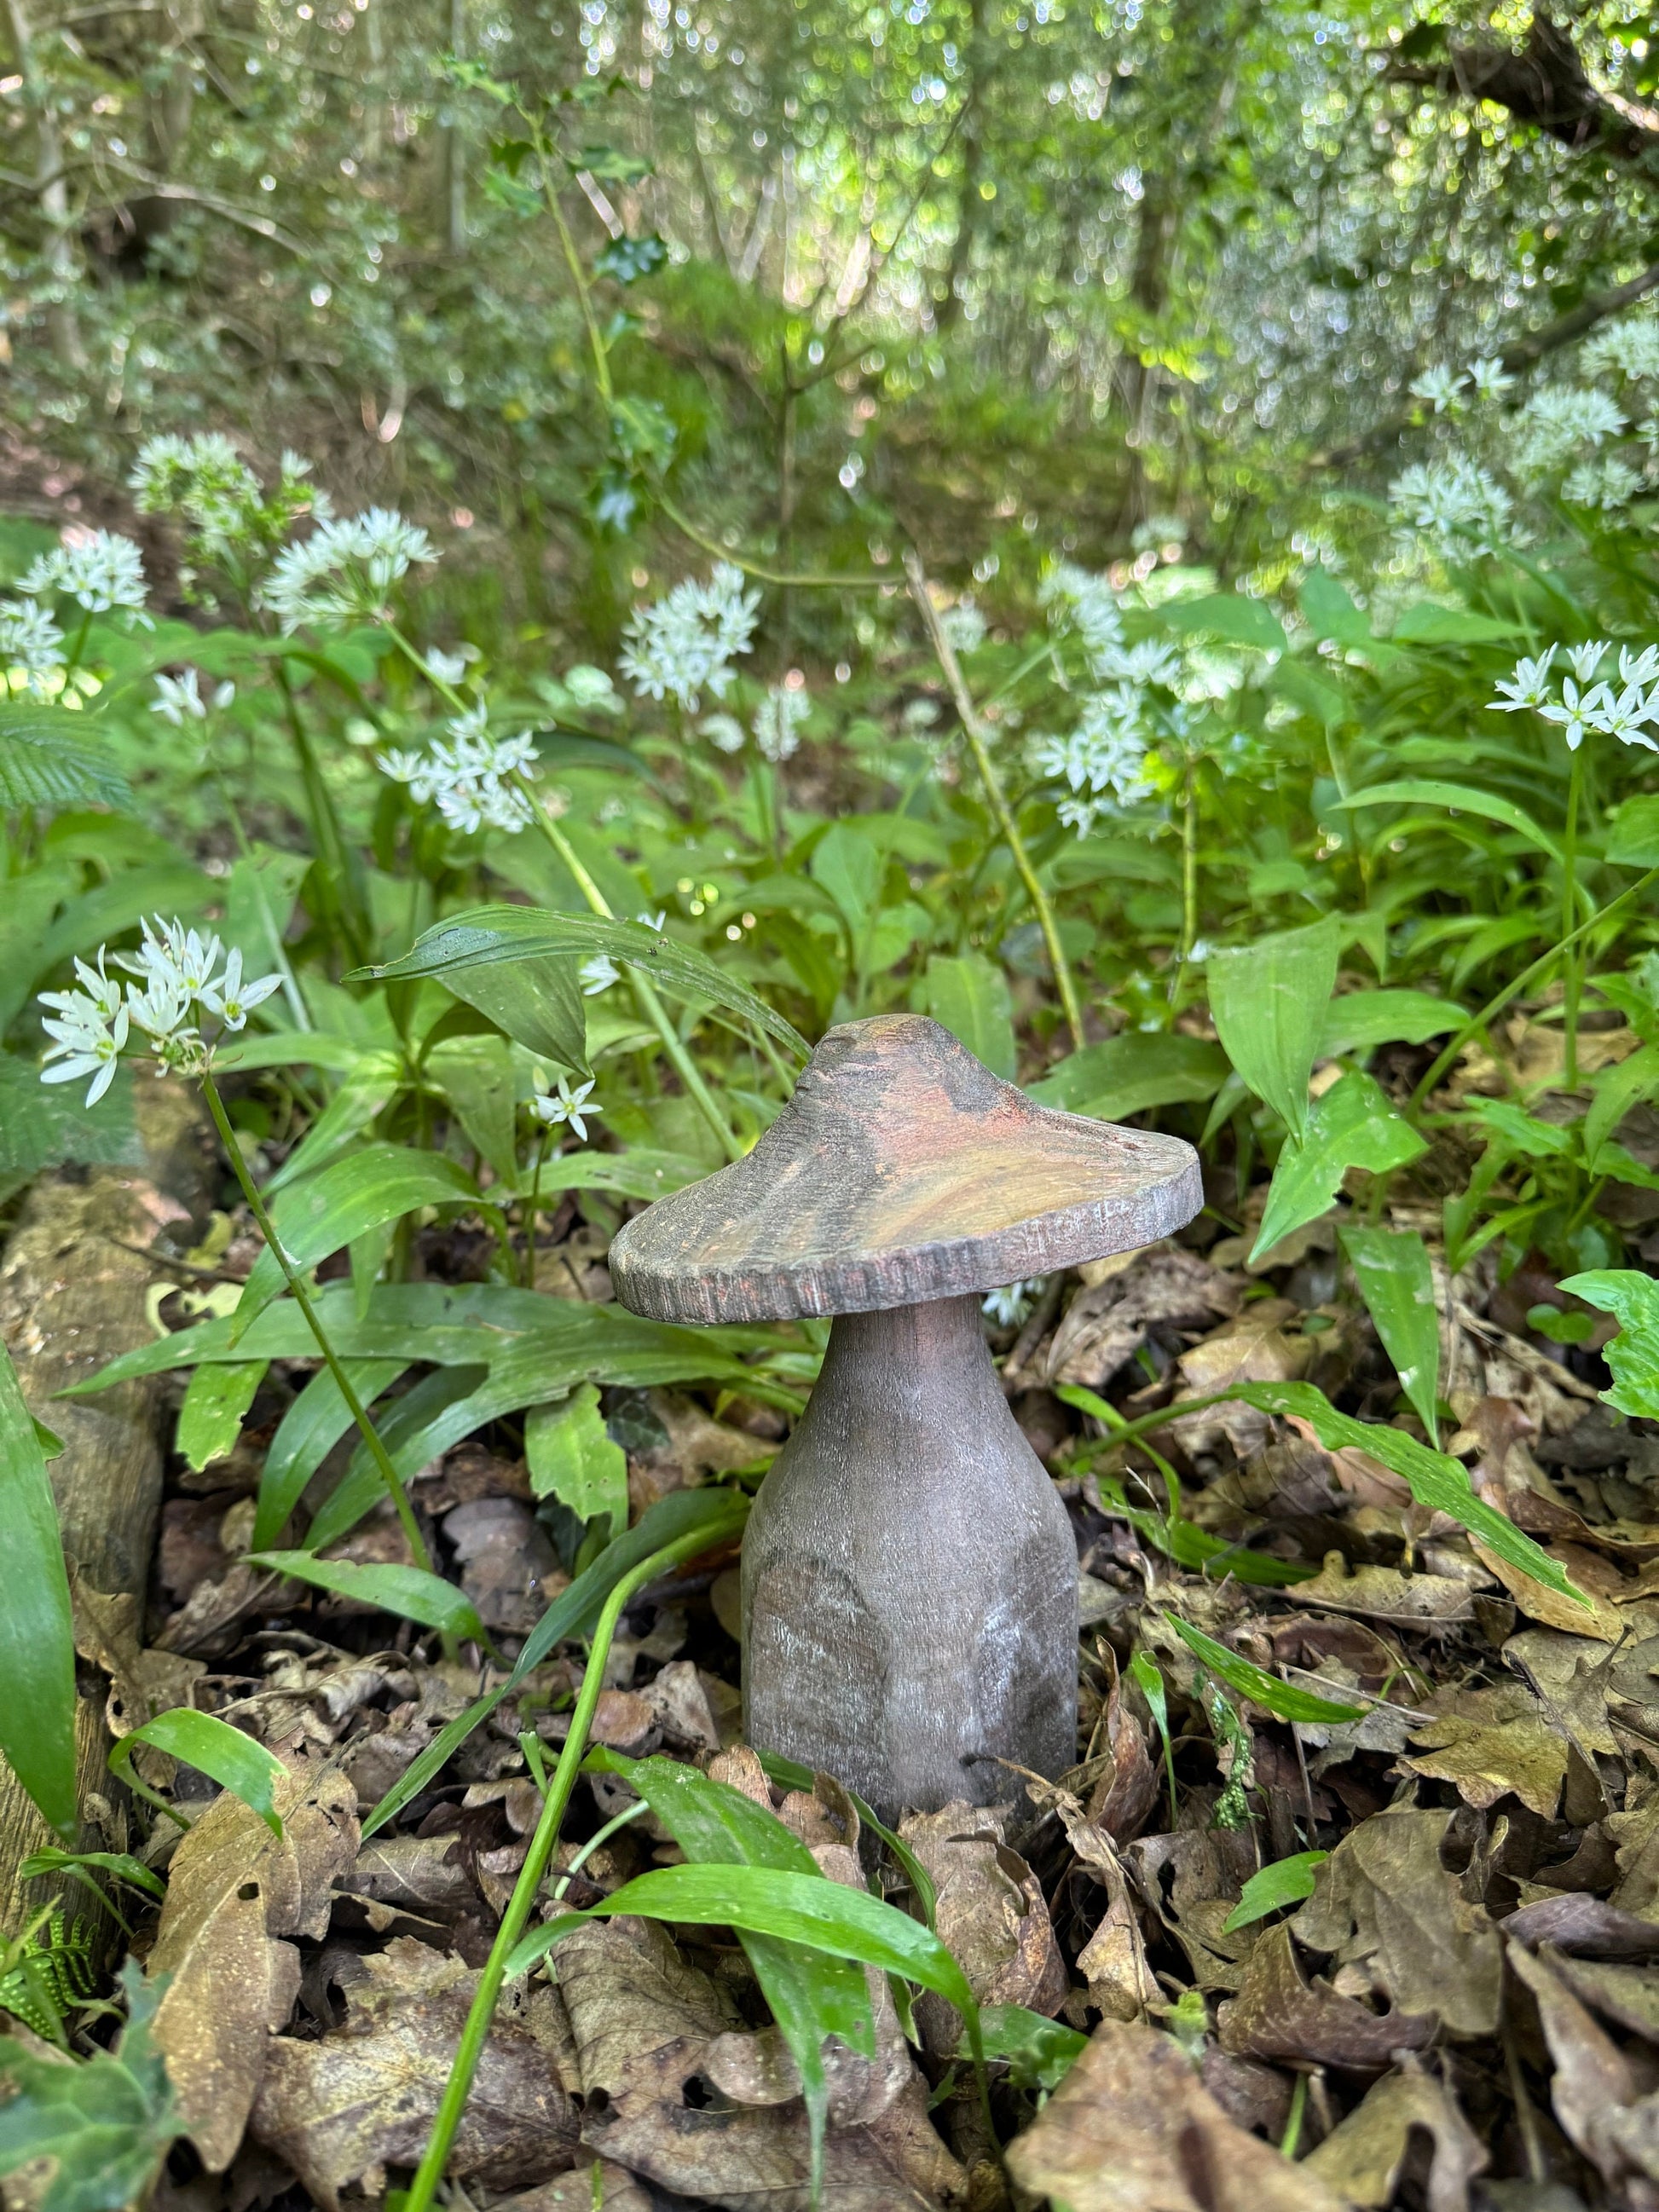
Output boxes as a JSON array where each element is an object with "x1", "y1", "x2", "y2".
[{"x1": 26, "y1": 1200, "x2": 1659, "y2": 2212}]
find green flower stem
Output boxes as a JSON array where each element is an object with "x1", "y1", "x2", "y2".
[
  {"x1": 1562, "y1": 744, "x2": 1586, "y2": 1089},
  {"x1": 199, "y1": 1071, "x2": 435, "y2": 1573},
  {"x1": 1410, "y1": 861, "x2": 1659, "y2": 1111},
  {"x1": 904, "y1": 550, "x2": 1087, "y2": 1053},
  {"x1": 379, "y1": 622, "x2": 745, "y2": 1165},
  {"x1": 403, "y1": 1524, "x2": 730, "y2": 2212}
]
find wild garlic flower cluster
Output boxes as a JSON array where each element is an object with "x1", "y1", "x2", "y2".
[
  {"x1": 261, "y1": 508, "x2": 438, "y2": 632},
  {"x1": 1581, "y1": 316, "x2": 1659, "y2": 386},
  {"x1": 618, "y1": 563, "x2": 760, "y2": 711},
  {"x1": 1512, "y1": 385, "x2": 1628, "y2": 481},
  {"x1": 1388, "y1": 458, "x2": 1516, "y2": 557},
  {"x1": 376, "y1": 707, "x2": 539, "y2": 835},
  {"x1": 0, "y1": 598, "x2": 66, "y2": 694},
  {"x1": 1030, "y1": 689, "x2": 1157, "y2": 836},
  {"x1": 130, "y1": 434, "x2": 329, "y2": 564},
  {"x1": 939, "y1": 599, "x2": 987, "y2": 656},
  {"x1": 39, "y1": 920, "x2": 281, "y2": 1106},
  {"x1": 1489, "y1": 641, "x2": 1659, "y2": 752},
  {"x1": 20, "y1": 529, "x2": 150, "y2": 615},
  {"x1": 702, "y1": 683, "x2": 810, "y2": 763}
]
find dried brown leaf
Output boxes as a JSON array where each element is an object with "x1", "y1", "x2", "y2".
[{"x1": 1302, "y1": 2062, "x2": 1488, "y2": 2212}]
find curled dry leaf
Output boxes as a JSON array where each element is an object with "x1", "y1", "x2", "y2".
[
  {"x1": 1302, "y1": 2061, "x2": 1488, "y2": 2212},
  {"x1": 1403, "y1": 1684, "x2": 1570, "y2": 1819},
  {"x1": 896, "y1": 1799, "x2": 1068, "y2": 2052},
  {"x1": 1503, "y1": 1939, "x2": 1659, "y2": 2201},
  {"x1": 1086, "y1": 1657, "x2": 1159, "y2": 1843},
  {"x1": 1004, "y1": 2017, "x2": 1345, "y2": 2212},
  {"x1": 1289, "y1": 1806, "x2": 1502, "y2": 2036},
  {"x1": 250, "y1": 1937, "x2": 579, "y2": 2210},
  {"x1": 1217, "y1": 1922, "x2": 1436, "y2": 2070},
  {"x1": 1289, "y1": 1550, "x2": 1475, "y2": 1626},
  {"x1": 149, "y1": 1753, "x2": 358, "y2": 2172},
  {"x1": 1045, "y1": 1244, "x2": 1240, "y2": 1390}
]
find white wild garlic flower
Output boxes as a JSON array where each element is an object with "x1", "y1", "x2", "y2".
[
  {"x1": 1465, "y1": 356, "x2": 1516, "y2": 401},
  {"x1": 618, "y1": 563, "x2": 760, "y2": 710},
  {"x1": 0, "y1": 598, "x2": 66, "y2": 690},
  {"x1": 1388, "y1": 458, "x2": 1515, "y2": 556},
  {"x1": 529, "y1": 1071, "x2": 602, "y2": 1141},
  {"x1": 376, "y1": 708, "x2": 539, "y2": 835},
  {"x1": 39, "y1": 921, "x2": 280, "y2": 1106},
  {"x1": 1409, "y1": 365, "x2": 1466, "y2": 414},
  {"x1": 754, "y1": 684, "x2": 810, "y2": 764},
  {"x1": 262, "y1": 507, "x2": 437, "y2": 630},
  {"x1": 20, "y1": 530, "x2": 149, "y2": 615}
]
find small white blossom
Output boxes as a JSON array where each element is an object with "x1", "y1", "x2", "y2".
[
  {"x1": 618, "y1": 563, "x2": 760, "y2": 710},
  {"x1": 939, "y1": 599, "x2": 987, "y2": 655},
  {"x1": 1095, "y1": 639, "x2": 1182, "y2": 688},
  {"x1": 1586, "y1": 682, "x2": 1659, "y2": 751},
  {"x1": 1031, "y1": 684, "x2": 1153, "y2": 838},
  {"x1": 529, "y1": 1071, "x2": 602, "y2": 1141},
  {"x1": 1621, "y1": 646, "x2": 1659, "y2": 689},
  {"x1": 262, "y1": 508, "x2": 437, "y2": 630},
  {"x1": 1410, "y1": 364, "x2": 1466, "y2": 413},
  {"x1": 1539, "y1": 676, "x2": 1605, "y2": 752},
  {"x1": 754, "y1": 684, "x2": 810, "y2": 764},
  {"x1": 39, "y1": 990, "x2": 129, "y2": 1106},
  {"x1": 1489, "y1": 647, "x2": 1557, "y2": 712},
  {"x1": 425, "y1": 647, "x2": 469, "y2": 686},
  {"x1": 151, "y1": 670, "x2": 209, "y2": 726},
  {"x1": 982, "y1": 1278, "x2": 1046, "y2": 1328},
  {"x1": 701, "y1": 712, "x2": 748, "y2": 755},
  {"x1": 580, "y1": 954, "x2": 621, "y2": 995},
  {"x1": 0, "y1": 597, "x2": 65, "y2": 690},
  {"x1": 1466, "y1": 355, "x2": 1516, "y2": 400},
  {"x1": 1565, "y1": 640, "x2": 1610, "y2": 684},
  {"x1": 638, "y1": 910, "x2": 668, "y2": 933},
  {"x1": 1388, "y1": 457, "x2": 1515, "y2": 556},
  {"x1": 20, "y1": 530, "x2": 148, "y2": 615},
  {"x1": 564, "y1": 664, "x2": 620, "y2": 711},
  {"x1": 198, "y1": 947, "x2": 282, "y2": 1030}
]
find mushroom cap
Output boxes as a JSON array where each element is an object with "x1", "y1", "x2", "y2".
[{"x1": 608, "y1": 1013, "x2": 1203, "y2": 1325}]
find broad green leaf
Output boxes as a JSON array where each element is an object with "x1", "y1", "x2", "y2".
[
  {"x1": 1585, "y1": 1046, "x2": 1659, "y2": 1170},
  {"x1": 1029, "y1": 1033, "x2": 1228, "y2": 1121},
  {"x1": 357, "y1": 904, "x2": 810, "y2": 1060},
  {"x1": 109, "y1": 1712, "x2": 286, "y2": 1835},
  {"x1": 17, "y1": 1848, "x2": 165, "y2": 1903},
  {"x1": 1318, "y1": 990, "x2": 1463, "y2": 1060},
  {"x1": 430, "y1": 1033, "x2": 521, "y2": 1183},
  {"x1": 1207, "y1": 917, "x2": 1338, "y2": 1141},
  {"x1": 251, "y1": 1359, "x2": 405, "y2": 1551},
  {"x1": 0, "y1": 1053, "x2": 139, "y2": 1180},
  {"x1": 914, "y1": 952, "x2": 1015, "y2": 1079},
  {"x1": 231, "y1": 1144, "x2": 486, "y2": 1342},
  {"x1": 222, "y1": 843, "x2": 310, "y2": 982},
  {"x1": 435, "y1": 960, "x2": 587, "y2": 1077},
  {"x1": 247, "y1": 1552, "x2": 488, "y2": 1642},
  {"x1": 526, "y1": 1384, "x2": 628, "y2": 1539},
  {"x1": 810, "y1": 823, "x2": 883, "y2": 933},
  {"x1": 263, "y1": 1054, "x2": 402, "y2": 1195},
  {"x1": 1338, "y1": 1226, "x2": 1440, "y2": 1441},
  {"x1": 1252, "y1": 1068, "x2": 1426, "y2": 1260},
  {"x1": 1166, "y1": 1616, "x2": 1364, "y2": 1723},
  {"x1": 1299, "y1": 570, "x2": 1372, "y2": 648},
  {"x1": 0, "y1": 702, "x2": 134, "y2": 816},
  {"x1": 506, "y1": 1864, "x2": 982, "y2": 2058},
  {"x1": 361, "y1": 1488, "x2": 751, "y2": 1838},
  {"x1": 1227, "y1": 1378, "x2": 1587, "y2": 1604},
  {"x1": 1562, "y1": 1271, "x2": 1659, "y2": 1418},
  {"x1": 303, "y1": 1365, "x2": 488, "y2": 1553},
  {"x1": 1223, "y1": 1851, "x2": 1329, "y2": 1932},
  {"x1": 968, "y1": 2006, "x2": 1088, "y2": 2092},
  {"x1": 1159, "y1": 592, "x2": 1286, "y2": 653},
  {"x1": 1334, "y1": 780, "x2": 1562, "y2": 863},
  {"x1": 1606, "y1": 794, "x2": 1659, "y2": 869},
  {"x1": 0, "y1": 1962, "x2": 185, "y2": 2212},
  {"x1": 586, "y1": 1753, "x2": 872, "y2": 2199},
  {"x1": 212, "y1": 1030, "x2": 367, "y2": 1075},
  {"x1": 175, "y1": 1360, "x2": 268, "y2": 1474},
  {"x1": 1390, "y1": 603, "x2": 1519, "y2": 644},
  {"x1": 0, "y1": 1344, "x2": 78, "y2": 1839}
]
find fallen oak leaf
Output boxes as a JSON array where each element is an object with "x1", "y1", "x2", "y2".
[
  {"x1": 1302, "y1": 2060, "x2": 1488, "y2": 2212},
  {"x1": 1003, "y1": 2016, "x2": 1345, "y2": 2212},
  {"x1": 1217, "y1": 1923, "x2": 1436, "y2": 2070},
  {"x1": 1403, "y1": 1684, "x2": 1570, "y2": 1819}
]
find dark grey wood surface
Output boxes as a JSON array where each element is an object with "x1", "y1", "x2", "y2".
[{"x1": 610, "y1": 1012, "x2": 1203, "y2": 1323}]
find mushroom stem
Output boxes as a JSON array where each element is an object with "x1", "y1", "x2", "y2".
[{"x1": 741, "y1": 1292, "x2": 1078, "y2": 1816}]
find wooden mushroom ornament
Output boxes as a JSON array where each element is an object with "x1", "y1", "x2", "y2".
[{"x1": 609, "y1": 1013, "x2": 1201, "y2": 1816}]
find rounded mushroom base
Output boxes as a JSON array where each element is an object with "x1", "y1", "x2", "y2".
[{"x1": 738, "y1": 1294, "x2": 1079, "y2": 1820}]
